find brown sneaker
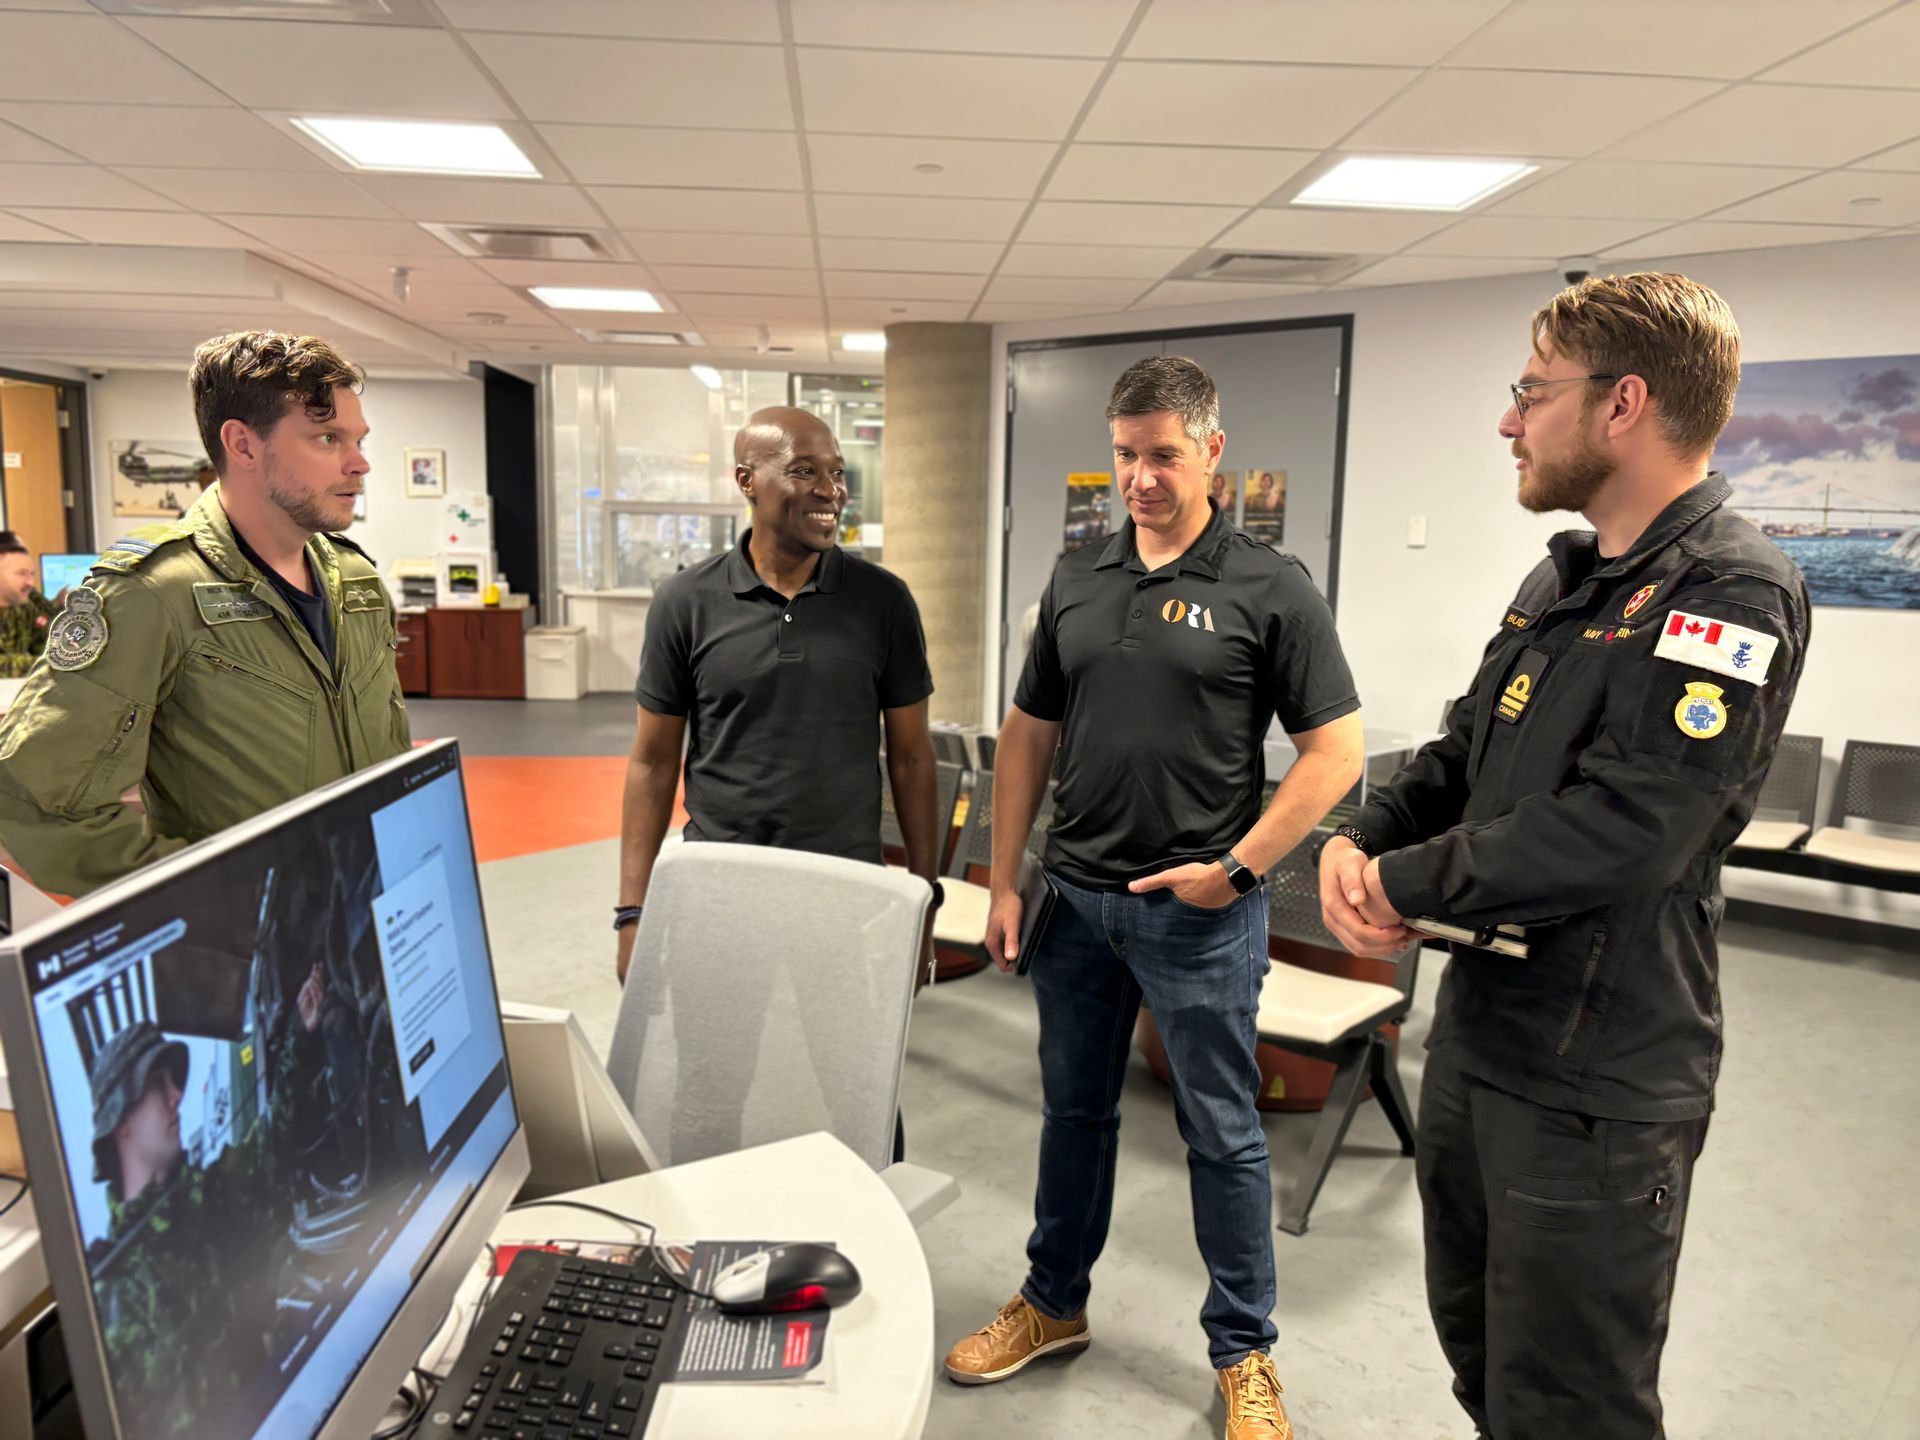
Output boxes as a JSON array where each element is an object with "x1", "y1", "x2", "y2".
[
  {"x1": 1218, "y1": 1351, "x2": 1293, "y2": 1439},
  {"x1": 943, "y1": 1293, "x2": 1090, "y2": 1385}
]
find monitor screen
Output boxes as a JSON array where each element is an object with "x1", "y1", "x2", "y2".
[
  {"x1": 39, "y1": 553, "x2": 95, "y2": 598},
  {"x1": 7, "y1": 743, "x2": 517, "y2": 1440}
]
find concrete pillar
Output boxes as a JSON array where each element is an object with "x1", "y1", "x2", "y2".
[{"x1": 883, "y1": 323, "x2": 990, "y2": 725}]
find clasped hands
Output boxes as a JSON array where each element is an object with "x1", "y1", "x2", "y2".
[{"x1": 1318, "y1": 836, "x2": 1411, "y2": 959}]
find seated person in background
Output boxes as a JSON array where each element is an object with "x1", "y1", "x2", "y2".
[{"x1": 0, "y1": 531, "x2": 59, "y2": 677}]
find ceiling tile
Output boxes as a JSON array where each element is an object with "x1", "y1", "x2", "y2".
[
  {"x1": 0, "y1": 211, "x2": 75, "y2": 243},
  {"x1": 438, "y1": 0, "x2": 779, "y2": 42},
  {"x1": 1132, "y1": 279, "x2": 1317, "y2": 307},
  {"x1": 682, "y1": 294, "x2": 826, "y2": 320},
  {"x1": 0, "y1": 163, "x2": 181, "y2": 210},
  {"x1": 477, "y1": 258, "x2": 661, "y2": 289},
  {"x1": 594, "y1": 187, "x2": 810, "y2": 232},
  {"x1": 827, "y1": 299, "x2": 975, "y2": 323},
  {"x1": 1338, "y1": 254, "x2": 1553, "y2": 288},
  {"x1": 121, "y1": 166, "x2": 392, "y2": 219},
  {"x1": 1762, "y1": 4, "x2": 1920, "y2": 87},
  {"x1": 0, "y1": 118, "x2": 72, "y2": 164},
  {"x1": 1046, "y1": 144, "x2": 1317, "y2": 205},
  {"x1": 1409, "y1": 215, "x2": 1662, "y2": 257},
  {"x1": 124, "y1": 17, "x2": 511, "y2": 117},
  {"x1": 626, "y1": 231, "x2": 816, "y2": 267},
  {"x1": 0, "y1": 13, "x2": 226, "y2": 104},
  {"x1": 1601, "y1": 220, "x2": 1882, "y2": 260},
  {"x1": 972, "y1": 300, "x2": 1114, "y2": 322},
  {"x1": 1448, "y1": 0, "x2": 1887, "y2": 79},
  {"x1": 798, "y1": 50, "x2": 1102, "y2": 141},
  {"x1": 1216, "y1": 207, "x2": 1451, "y2": 252},
  {"x1": 649, "y1": 264, "x2": 818, "y2": 297},
  {"x1": 999, "y1": 242, "x2": 1190, "y2": 278},
  {"x1": 540, "y1": 127, "x2": 802, "y2": 189},
  {"x1": 1607, "y1": 85, "x2": 1920, "y2": 168},
  {"x1": 1128, "y1": 0, "x2": 1506, "y2": 65},
  {"x1": 0, "y1": 1, "x2": 92, "y2": 10},
  {"x1": 10, "y1": 208, "x2": 250, "y2": 247},
  {"x1": 1019, "y1": 200, "x2": 1241, "y2": 246},
  {"x1": 813, "y1": 194, "x2": 1025, "y2": 242},
  {"x1": 350, "y1": 177, "x2": 601, "y2": 226},
  {"x1": 1488, "y1": 160, "x2": 1813, "y2": 220},
  {"x1": 1350, "y1": 70, "x2": 1718, "y2": 157},
  {"x1": 792, "y1": 0, "x2": 1134, "y2": 54},
  {"x1": 817, "y1": 236, "x2": 1006, "y2": 273},
  {"x1": 1710, "y1": 170, "x2": 1920, "y2": 227},
  {"x1": 1080, "y1": 62, "x2": 1412, "y2": 147},
  {"x1": 469, "y1": 34, "x2": 791, "y2": 128},
  {"x1": 1854, "y1": 136, "x2": 1920, "y2": 174},
  {"x1": 822, "y1": 270, "x2": 984, "y2": 301},
  {"x1": 805, "y1": 134, "x2": 1055, "y2": 199},
  {"x1": 984, "y1": 275, "x2": 1150, "y2": 305},
  {"x1": 220, "y1": 215, "x2": 459, "y2": 257},
  {"x1": 304, "y1": 253, "x2": 491, "y2": 289},
  {"x1": 0, "y1": 103, "x2": 327, "y2": 170}
]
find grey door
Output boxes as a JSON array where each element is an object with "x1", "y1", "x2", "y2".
[{"x1": 1002, "y1": 321, "x2": 1349, "y2": 710}]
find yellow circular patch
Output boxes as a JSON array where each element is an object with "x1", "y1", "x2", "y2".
[{"x1": 1674, "y1": 681, "x2": 1728, "y2": 741}]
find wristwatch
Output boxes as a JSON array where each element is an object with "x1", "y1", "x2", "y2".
[
  {"x1": 928, "y1": 880, "x2": 945, "y2": 912},
  {"x1": 1333, "y1": 825, "x2": 1372, "y2": 855},
  {"x1": 613, "y1": 904, "x2": 644, "y2": 932},
  {"x1": 1217, "y1": 851, "x2": 1260, "y2": 896}
]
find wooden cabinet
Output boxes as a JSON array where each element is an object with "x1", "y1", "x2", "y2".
[
  {"x1": 425, "y1": 607, "x2": 529, "y2": 699},
  {"x1": 395, "y1": 612, "x2": 430, "y2": 695}
]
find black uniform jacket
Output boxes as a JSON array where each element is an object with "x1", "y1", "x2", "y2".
[{"x1": 1351, "y1": 476, "x2": 1810, "y2": 1121}]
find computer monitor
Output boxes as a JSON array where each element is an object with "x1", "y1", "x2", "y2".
[
  {"x1": 0, "y1": 739, "x2": 529, "y2": 1440},
  {"x1": 38, "y1": 553, "x2": 95, "y2": 598}
]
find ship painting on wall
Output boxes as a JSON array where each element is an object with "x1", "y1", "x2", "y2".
[{"x1": 1712, "y1": 352, "x2": 1920, "y2": 610}]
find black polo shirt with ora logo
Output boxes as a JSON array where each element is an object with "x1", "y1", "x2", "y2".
[
  {"x1": 635, "y1": 533, "x2": 933, "y2": 863},
  {"x1": 1015, "y1": 503, "x2": 1359, "y2": 890}
]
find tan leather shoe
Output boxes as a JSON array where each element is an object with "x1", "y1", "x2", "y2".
[
  {"x1": 1218, "y1": 1351, "x2": 1294, "y2": 1439},
  {"x1": 943, "y1": 1293, "x2": 1090, "y2": 1385}
]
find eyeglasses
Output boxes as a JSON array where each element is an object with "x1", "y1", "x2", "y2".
[{"x1": 1508, "y1": 373, "x2": 1618, "y2": 417}]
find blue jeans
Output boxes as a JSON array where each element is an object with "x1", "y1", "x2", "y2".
[{"x1": 1020, "y1": 869, "x2": 1278, "y2": 1368}]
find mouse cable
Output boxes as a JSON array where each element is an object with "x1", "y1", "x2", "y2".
[{"x1": 502, "y1": 1197, "x2": 716, "y2": 1302}]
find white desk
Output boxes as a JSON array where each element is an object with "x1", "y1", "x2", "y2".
[{"x1": 489, "y1": 1133, "x2": 932, "y2": 1440}]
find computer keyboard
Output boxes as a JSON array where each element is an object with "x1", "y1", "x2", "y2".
[{"x1": 415, "y1": 1247, "x2": 688, "y2": 1440}]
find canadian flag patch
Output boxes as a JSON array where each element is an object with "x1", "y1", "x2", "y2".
[{"x1": 1654, "y1": 609, "x2": 1778, "y2": 685}]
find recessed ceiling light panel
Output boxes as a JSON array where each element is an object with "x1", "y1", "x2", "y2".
[
  {"x1": 840, "y1": 332, "x2": 887, "y2": 352},
  {"x1": 1292, "y1": 156, "x2": 1535, "y2": 212},
  {"x1": 292, "y1": 117, "x2": 540, "y2": 178},
  {"x1": 530, "y1": 287, "x2": 663, "y2": 313}
]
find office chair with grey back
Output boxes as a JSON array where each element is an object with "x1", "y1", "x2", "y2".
[
  {"x1": 880, "y1": 759, "x2": 965, "y2": 871},
  {"x1": 1803, "y1": 739, "x2": 1920, "y2": 885},
  {"x1": 1732, "y1": 733, "x2": 1821, "y2": 853},
  {"x1": 604, "y1": 842, "x2": 959, "y2": 1224}
]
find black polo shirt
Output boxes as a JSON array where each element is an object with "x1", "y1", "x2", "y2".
[
  {"x1": 635, "y1": 533, "x2": 933, "y2": 863},
  {"x1": 1015, "y1": 503, "x2": 1359, "y2": 890}
]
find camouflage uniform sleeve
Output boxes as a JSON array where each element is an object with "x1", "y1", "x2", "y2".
[
  {"x1": 0, "y1": 595, "x2": 54, "y2": 678},
  {"x1": 0, "y1": 574, "x2": 189, "y2": 895}
]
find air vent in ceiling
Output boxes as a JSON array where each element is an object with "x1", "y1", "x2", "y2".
[
  {"x1": 93, "y1": 0, "x2": 437, "y2": 20},
  {"x1": 573, "y1": 329, "x2": 706, "y2": 348},
  {"x1": 1183, "y1": 251, "x2": 1364, "y2": 286},
  {"x1": 421, "y1": 224, "x2": 618, "y2": 262}
]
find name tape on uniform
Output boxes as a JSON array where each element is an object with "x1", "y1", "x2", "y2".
[{"x1": 1653, "y1": 610, "x2": 1777, "y2": 686}]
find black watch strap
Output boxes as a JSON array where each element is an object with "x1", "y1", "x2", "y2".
[
  {"x1": 613, "y1": 904, "x2": 644, "y2": 932},
  {"x1": 1334, "y1": 825, "x2": 1372, "y2": 855},
  {"x1": 928, "y1": 880, "x2": 945, "y2": 911},
  {"x1": 1218, "y1": 852, "x2": 1260, "y2": 895}
]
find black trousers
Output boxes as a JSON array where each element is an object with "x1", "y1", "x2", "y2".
[{"x1": 1417, "y1": 1049, "x2": 1709, "y2": 1440}]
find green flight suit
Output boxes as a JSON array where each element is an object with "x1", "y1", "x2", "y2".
[
  {"x1": 0, "y1": 588, "x2": 60, "y2": 677},
  {"x1": 0, "y1": 484, "x2": 411, "y2": 896}
]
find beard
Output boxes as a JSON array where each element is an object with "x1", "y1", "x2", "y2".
[
  {"x1": 1515, "y1": 430, "x2": 1614, "y2": 514},
  {"x1": 265, "y1": 456, "x2": 353, "y2": 534}
]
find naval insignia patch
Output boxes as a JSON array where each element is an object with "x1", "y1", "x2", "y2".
[
  {"x1": 1621, "y1": 583, "x2": 1658, "y2": 621},
  {"x1": 1674, "y1": 681, "x2": 1728, "y2": 740},
  {"x1": 47, "y1": 587, "x2": 109, "y2": 671}
]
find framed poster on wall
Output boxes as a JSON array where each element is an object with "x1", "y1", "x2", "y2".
[
  {"x1": 405, "y1": 447, "x2": 446, "y2": 499},
  {"x1": 110, "y1": 440, "x2": 213, "y2": 518}
]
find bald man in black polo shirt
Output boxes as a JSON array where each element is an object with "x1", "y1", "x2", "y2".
[
  {"x1": 615, "y1": 407, "x2": 943, "y2": 990},
  {"x1": 943, "y1": 358, "x2": 1364, "y2": 1440}
]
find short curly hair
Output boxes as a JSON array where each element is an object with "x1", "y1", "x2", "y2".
[{"x1": 189, "y1": 330, "x2": 363, "y2": 474}]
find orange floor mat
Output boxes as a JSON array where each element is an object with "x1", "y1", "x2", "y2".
[{"x1": 460, "y1": 756, "x2": 686, "y2": 864}]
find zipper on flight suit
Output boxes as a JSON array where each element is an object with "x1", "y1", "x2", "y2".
[
  {"x1": 1555, "y1": 927, "x2": 1608, "y2": 1056},
  {"x1": 78, "y1": 708, "x2": 140, "y2": 804}
]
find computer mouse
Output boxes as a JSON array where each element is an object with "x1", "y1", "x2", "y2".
[{"x1": 710, "y1": 1243, "x2": 863, "y2": 1315}]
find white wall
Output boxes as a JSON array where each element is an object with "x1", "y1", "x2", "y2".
[
  {"x1": 989, "y1": 231, "x2": 1920, "y2": 926},
  {"x1": 84, "y1": 367, "x2": 487, "y2": 569}
]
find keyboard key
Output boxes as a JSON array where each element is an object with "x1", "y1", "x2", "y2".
[
  {"x1": 611, "y1": 1384, "x2": 642, "y2": 1411},
  {"x1": 603, "y1": 1344, "x2": 630, "y2": 1361},
  {"x1": 520, "y1": 1345, "x2": 547, "y2": 1363},
  {"x1": 635, "y1": 1333, "x2": 660, "y2": 1352},
  {"x1": 592, "y1": 1305, "x2": 618, "y2": 1322},
  {"x1": 568, "y1": 1302, "x2": 592, "y2": 1318},
  {"x1": 492, "y1": 1340, "x2": 511, "y2": 1357},
  {"x1": 553, "y1": 1336, "x2": 578, "y2": 1354},
  {"x1": 641, "y1": 1314, "x2": 665, "y2": 1330},
  {"x1": 509, "y1": 1429, "x2": 536, "y2": 1440},
  {"x1": 560, "y1": 1319, "x2": 585, "y2": 1336},
  {"x1": 542, "y1": 1299, "x2": 566, "y2": 1314},
  {"x1": 484, "y1": 1416, "x2": 511, "y2": 1432},
  {"x1": 557, "y1": 1381, "x2": 588, "y2": 1410},
  {"x1": 504, "y1": 1368, "x2": 531, "y2": 1396},
  {"x1": 544, "y1": 1351, "x2": 569, "y2": 1367},
  {"x1": 453, "y1": 1411, "x2": 477, "y2": 1432},
  {"x1": 495, "y1": 1398, "x2": 521, "y2": 1413},
  {"x1": 481, "y1": 1363, "x2": 502, "y2": 1377},
  {"x1": 572, "y1": 1428, "x2": 600, "y2": 1440},
  {"x1": 623, "y1": 1362, "x2": 652, "y2": 1383},
  {"x1": 649, "y1": 1285, "x2": 674, "y2": 1301},
  {"x1": 524, "y1": 1393, "x2": 551, "y2": 1410},
  {"x1": 604, "y1": 1420, "x2": 632, "y2": 1439},
  {"x1": 560, "y1": 1260, "x2": 585, "y2": 1274},
  {"x1": 534, "y1": 1375, "x2": 561, "y2": 1391},
  {"x1": 508, "y1": 1310, "x2": 527, "y2": 1326}
]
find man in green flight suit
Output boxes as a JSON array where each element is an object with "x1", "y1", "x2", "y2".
[
  {"x1": 0, "y1": 331, "x2": 411, "y2": 896},
  {"x1": 0, "y1": 530, "x2": 60, "y2": 677}
]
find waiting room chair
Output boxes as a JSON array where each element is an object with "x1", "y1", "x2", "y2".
[
  {"x1": 1802, "y1": 740, "x2": 1920, "y2": 883},
  {"x1": 1732, "y1": 733, "x2": 1822, "y2": 852},
  {"x1": 603, "y1": 842, "x2": 958, "y2": 1226},
  {"x1": 1258, "y1": 832, "x2": 1419, "y2": 1236},
  {"x1": 934, "y1": 774, "x2": 1056, "y2": 969},
  {"x1": 880, "y1": 758, "x2": 965, "y2": 878},
  {"x1": 930, "y1": 728, "x2": 974, "y2": 773}
]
